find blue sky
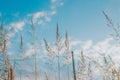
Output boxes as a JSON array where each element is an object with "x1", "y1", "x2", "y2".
[
  {"x1": 1, "y1": 0, "x2": 120, "y2": 80},
  {"x1": 1, "y1": 0, "x2": 120, "y2": 42}
]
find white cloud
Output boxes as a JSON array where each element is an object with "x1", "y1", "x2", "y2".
[
  {"x1": 38, "y1": 20, "x2": 44, "y2": 25},
  {"x1": 70, "y1": 40, "x2": 81, "y2": 48},
  {"x1": 50, "y1": 0, "x2": 64, "y2": 10},
  {"x1": 81, "y1": 40, "x2": 93, "y2": 50},
  {"x1": 51, "y1": 0, "x2": 57, "y2": 3},
  {"x1": 0, "y1": 1, "x2": 65, "y2": 79},
  {"x1": 23, "y1": 43, "x2": 35, "y2": 58},
  {"x1": 5, "y1": 0, "x2": 65, "y2": 61},
  {"x1": 5, "y1": 21, "x2": 25, "y2": 41},
  {"x1": 26, "y1": 0, "x2": 64, "y2": 25},
  {"x1": 29, "y1": 11, "x2": 51, "y2": 24},
  {"x1": 24, "y1": 48, "x2": 34, "y2": 58},
  {"x1": 66, "y1": 37, "x2": 120, "y2": 65},
  {"x1": 51, "y1": 10, "x2": 57, "y2": 15},
  {"x1": 92, "y1": 38, "x2": 113, "y2": 55},
  {"x1": 50, "y1": 6, "x2": 56, "y2": 10},
  {"x1": 6, "y1": 0, "x2": 64, "y2": 38},
  {"x1": 33, "y1": 11, "x2": 46, "y2": 22},
  {"x1": 10, "y1": 21, "x2": 25, "y2": 32}
]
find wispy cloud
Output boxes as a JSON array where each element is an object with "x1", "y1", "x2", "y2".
[
  {"x1": 27, "y1": 0, "x2": 64, "y2": 25},
  {"x1": 5, "y1": 0, "x2": 64, "y2": 40},
  {"x1": 27, "y1": 11, "x2": 53, "y2": 24},
  {"x1": 70, "y1": 40, "x2": 81, "y2": 48},
  {"x1": 63, "y1": 37, "x2": 120, "y2": 65},
  {"x1": 51, "y1": 0, "x2": 57, "y2": 3},
  {"x1": 10, "y1": 0, "x2": 65, "y2": 59},
  {"x1": 4, "y1": 0, "x2": 64, "y2": 53},
  {"x1": 5, "y1": 21, "x2": 26, "y2": 41},
  {"x1": 81, "y1": 40, "x2": 93, "y2": 50},
  {"x1": 10, "y1": 21, "x2": 25, "y2": 32}
]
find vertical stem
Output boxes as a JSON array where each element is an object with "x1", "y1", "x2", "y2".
[
  {"x1": 34, "y1": 31, "x2": 37, "y2": 80},
  {"x1": 19, "y1": 71, "x2": 21, "y2": 80},
  {"x1": 71, "y1": 51, "x2": 76, "y2": 80},
  {"x1": 8, "y1": 70, "x2": 10, "y2": 80},
  {"x1": 31, "y1": 19, "x2": 37, "y2": 80},
  {"x1": 67, "y1": 66, "x2": 70, "y2": 80},
  {"x1": 117, "y1": 73, "x2": 120, "y2": 80},
  {"x1": 35, "y1": 54, "x2": 37, "y2": 80},
  {"x1": 58, "y1": 52, "x2": 60, "y2": 80},
  {"x1": 3, "y1": 52, "x2": 7, "y2": 80}
]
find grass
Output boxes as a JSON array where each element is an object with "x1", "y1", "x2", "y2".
[{"x1": 0, "y1": 13, "x2": 120, "y2": 80}]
